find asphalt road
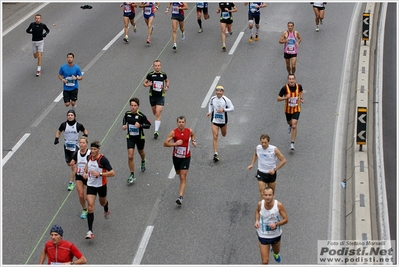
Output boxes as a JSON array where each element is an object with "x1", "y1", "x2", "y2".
[{"x1": 3, "y1": 2, "x2": 362, "y2": 265}]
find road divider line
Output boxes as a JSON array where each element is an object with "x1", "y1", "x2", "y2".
[
  {"x1": 2, "y1": 133, "x2": 30, "y2": 166},
  {"x1": 201, "y1": 76, "x2": 220, "y2": 108},
  {"x1": 168, "y1": 166, "x2": 176, "y2": 179},
  {"x1": 229, "y1": 31, "x2": 244, "y2": 55},
  {"x1": 132, "y1": 225, "x2": 154, "y2": 265}
]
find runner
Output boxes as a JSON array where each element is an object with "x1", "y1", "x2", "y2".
[
  {"x1": 71, "y1": 136, "x2": 91, "y2": 219},
  {"x1": 122, "y1": 97, "x2": 151, "y2": 184},
  {"x1": 277, "y1": 74, "x2": 304, "y2": 151},
  {"x1": 244, "y1": 2, "x2": 266, "y2": 42},
  {"x1": 120, "y1": 2, "x2": 137, "y2": 43},
  {"x1": 165, "y1": 2, "x2": 188, "y2": 50},
  {"x1": 83, "y1": 141, "x2": 115, "y2": 239},
  {"x1": 278, "y1": 22, "x2": 302, "y2": 75},
  {"x1": 311, "y1": 2, "x2": 327, "y2": 32},
  {"x1": 39, "y1": 224, "x2": 87, "y2": 264},
  {"x1": 143, "y1": 59, "x2": 170, "y2": 139},
  {"x1": 164, "y1": 116, "x2": 197, "y2": 205},
  {"x1": 139, "y1": 2, "x2": 159, "y2": 44},
  {"x1": 255, "y1": 187, "x2": 288, "y2": 264},
  {"x1": 196, "y1": 2, "x2": 209, "y2": 33},
  {"x1": 206, "y1": 85, "x2": 234, "y2": 162},
  {"x1": 25, "y1": 14, "x2": 50, "y2": 77},
  {"x1": 58, "y1": 53, "x2": 83, "y2": 109},
  {"x1": 217, "y1": 2, "x2": 237, "y2": 51},
  {"x1": 54, "y1": 110, "x2": 88, "y2": 191},
  {"x1": 247, "y1": 134, "x2": 286, "y2": 199}
]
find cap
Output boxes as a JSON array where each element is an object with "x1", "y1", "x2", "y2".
[
  {"x1": 215, "y1": 85, "x2": 224, "y2": 91},
  {"x1": 50, "y1": 224, "x2": 63, "y2": 236},
  {"x1": 67, "y1": 109, "x2": 76, "y2": 117}
]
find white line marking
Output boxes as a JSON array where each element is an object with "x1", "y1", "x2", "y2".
[
  {"x1": 201, "y1": 76, "x2": 220, "y2": 108},
  {"x1": 132, "y1": 225, "x2": 154, "y2": 265},
  {"x1": 168, "y1": 166, "x2": 176, "y2": 179},
  {"x1": 103, "y1": 29, "x2": 124, "y2": 51},
  {"x1": 2, "y1": 133, "x2": 31, "y2": 166},
  {"x1": 3, "y1": 3, "x2": 50, "y2": 36},
  {"x1": 229, "y1": 31, "x2": 244, "y2": 55},
  {"x1": 54, "y1": 92, "x2": 63, "y2": 102}
]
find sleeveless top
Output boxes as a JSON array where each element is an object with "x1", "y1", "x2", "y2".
[
  {"x1": 284, "y1": 30, "x2": 298, "y2": 54},
  {"x1": 256, "y1": 144, "x2": 277, "y2": 173},
  {"x1": 173, "y1": 128, "x2": 191, "y2": 158},
  {"x1": 64, "y1": 122, "x2": 78, "y2": 151},
  {"x1": 257, "y1": 199, "x2": 282, "y2": 238}
]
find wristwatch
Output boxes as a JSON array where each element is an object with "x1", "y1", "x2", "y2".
[{"x1": 100, "y1": 172, "x2": 103, "y2": 176}]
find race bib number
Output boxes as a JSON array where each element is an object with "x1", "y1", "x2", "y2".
[
  {"x1": 128, "y1": 124, "x2": 139, "y2": 136},
  {"x1": 288, "y1": 97, "x2": 298, "y2": 107},
  {"x1": 65, "y1": 76, "x2": 76, "y2": 87},
  {"x1": 153, "y1": 81, "x2": 164, "y2": 92},
  {"x1": 144, "y1": 6, "x2": 151, "y2": 15},
  {"x1": 65, "y1": 141, "x2": 76, "y2": 151},
  {"x1": 221, "y1": 11, "x2": 230, "y2": 19},
  {"x1": 250, "y1": 3, "x2": 257, "y2": 13},
  {"x1": 174, "y1": 146, "x2": 187, "y2": 158},
  {"x1": 214, "y1": 112, "x2": 225, "y2": 123},
  {"x1": 124, "y1": 5, "x2": 132, "y2": 12},
  {"x1": 197, "y1": 2, "x2": 204, "y2": 8},
  {"x1": 172, "y1": 6, "x2": 179, "y2": 14}
]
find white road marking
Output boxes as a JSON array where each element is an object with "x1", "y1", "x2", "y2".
[
  {"x1": 168, "y1": 166, "x2": 176, "y2": 179},
  {"x1": 132, "y1": 225, "x2": 154, "y2": 265},
  {"x1": 2, "y1": 133, "x2": 31, "y2": 166},
  {"x1": 201, "y1": 76, "x2": 221, "y2": 108},
  {"x1": 229, "y1": 31, "x2": 244, "y2": 55}
]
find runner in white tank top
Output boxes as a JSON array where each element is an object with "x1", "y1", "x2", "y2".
[{"x1": 255, "y1": 187, "x2": 288, "y2": 264}]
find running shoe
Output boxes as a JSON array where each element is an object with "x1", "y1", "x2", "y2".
[
  {"x1": 255, "y1": 34, "x2": 259, "y2": 41},
  {"x1": 213, "y1": 153, "x2": 220, "y2": 162},
  {"x1": 123, "y1": 36, "x2": 129, "y2": 43},
  {"x1": 287, "y1": 125, "x2": 292, "y2": 134},
  {"x1": 315, "y1": 26, "x2": 319, "y2": 32},
  {"x1": 222, "y1": 45, "x2": 226, "y2": 51},
  {"x1": 249, "y1": 36, "x2": 253, "y2": 43},
  {"x1": 85, "y1": 230, "x2": 94, "y2": 239},
  {"x1": 80, "y1": 209, "x2": 88, "y2": 219},
  {"x1": 127, "y1": 173, "x2": 136, "y2": 184},
  {"x1": 141, "y1": 160, "x2": 146, "y2": 172},
  {"x1": 290, "y1": 143, "x2": 295, "y2": 151},
  {"x1": 273, "y1": 253, "x2": 281, "y2": 263},
  {"x1": 154, "y1": 131, "x2": 159, "y2": 139},
  {"x1": 229, "y1": 31, "x2": 233, "y2": 35},
  {"x1": 181, "y1": 31, "x2": 185, "y2": 40},
  {"x1": 67, "y1": 182, "x2": 75, "y2": 191},
  {"x1": 146, "y1": 37, "x2": 150, "y2": 44},
  {"x1": 36, "y1": 70, "x2": 41, "y2": 77},
  {"x1": 320, "y1": 19, "x2": 323, "y2": 25},
  {"x1": 198, "y1": 28, "x2": 203, "y2": 33},
  {"x1": 225, "y1": 28, "x2": 229, "y2": 34},
  {"x1": 133, "y1": 25, "x2": 137, "y2": 32},
  {"x1": 176, "y1": 196, "x2": 183, "y2": 205},
  {"x1": 172, "y1": 44, "x2": 177, "y2": 50},
  {"x1": 104, "y1": 210, "x2": 110, "y2": 219}
]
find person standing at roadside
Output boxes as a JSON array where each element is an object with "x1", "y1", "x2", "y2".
[
  {"x1": 26, "y1": 14, "x2": 50, "y2": 77},
  {"x1": 83, "y1": 141, "x2": 115, "y2": 239},
  {"x1": 247, "y1": 134, "x2": 286, "y2": 200},
  {"x1": 278, "y1": 22, "x2": 302, "y2": 75},
  {"x1": 217, "y1": 2, "x2": 237, "y2": 51},
  {"x1": 311, "y1": 2, "x2": 327, "y2": 32},
  {"x1": 54, "y1": 110, "x2": 88, "y2": 191},
  {"x1": 71, "y1": 136, "x2": 91, "y2": 219},
  {"x1": 39, "y1": 224, "x2": 87, "y2": 265},
  {"x1": 277, "y1": 74, "x2": 304, "y2": 151},
  {"x1": 244, "y1": 2, "x2": 266, "y2": 42},
  {"x1": 255, "y1": 187, "x2": 288, "y2": 264},
  {"x1": 58, "y1": 53, "x2": 83, "y2": 109},
  {"x1": 196, "y1": 2, "x2": 209, "y2": 33},
  {"x1": 206, "y1": 85, "x2": 234, "y2": 162},
  {"x1": 143, "y1": 59, "x2": 170, "y2": 139},
  {"x1": 122, "y1": 97, "x2": 151, "y2": 184},
  {"x1": 165, "y1": 2, "x2": 188, "y2": 51},
  {"x1": 120, "y1": 2, "x2": 137, "y2": 43},
  {"x1": 164, "y1": 116, "x2": 197, "y2": 205}
]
